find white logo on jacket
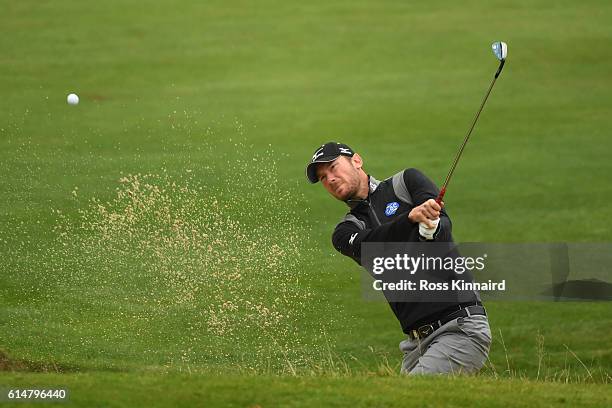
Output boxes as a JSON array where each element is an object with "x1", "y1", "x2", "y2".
[{"x1": 348, "y1": 233, "x2": 358, "y2": 245}]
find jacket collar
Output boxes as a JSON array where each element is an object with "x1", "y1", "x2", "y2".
[{"x1": 345, "y1": 175, "x2": 380, "y2": 209}]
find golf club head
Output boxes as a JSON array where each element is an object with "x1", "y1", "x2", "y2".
[{"x1": 492, "y1": 41, "x2": 508, "y2": 61}]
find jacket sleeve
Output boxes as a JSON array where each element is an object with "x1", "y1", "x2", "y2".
[
  {"x1": 332, "y1": 214, "x2": 418, "y2": 266},
  {"x1": 403, "y1": 168, "x2": 453, "y2": 242}
]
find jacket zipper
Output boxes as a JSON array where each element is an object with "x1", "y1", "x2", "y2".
[{"x1": 367, "y1": 199, "x2": 382, "y2": 227}]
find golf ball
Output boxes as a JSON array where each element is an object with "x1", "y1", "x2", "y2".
[{"x1": 67, "y1": 93, "x2": 79, "y2": 105}]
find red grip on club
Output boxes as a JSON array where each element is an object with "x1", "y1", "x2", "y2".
[{"x1": 435, "y1": 187, "x2": 446, "y2": 206}]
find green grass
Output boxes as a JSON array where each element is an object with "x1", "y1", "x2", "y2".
[
  {"x1": 0, "y1": 371, "x2": 610, "y2": 408},
  {"x1": 1, "y1": 0, "x2": 611, "y2": 406}
]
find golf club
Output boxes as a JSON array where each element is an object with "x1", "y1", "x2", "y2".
[{"x1": 435, "y1": 41, "x2": 508, "y2": 205}]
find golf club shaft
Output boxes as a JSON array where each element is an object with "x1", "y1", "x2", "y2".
[{"x1": 435, "y1": 60, "x2": 505, "y2": 205}]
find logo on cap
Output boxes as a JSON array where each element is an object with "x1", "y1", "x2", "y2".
[{"x1": 312, "y1": 148, "x2": 325, "y2": 162}]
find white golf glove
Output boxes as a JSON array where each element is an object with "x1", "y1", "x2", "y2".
[{"x1": 419, "y1": 218, "x2": 440, "y2": 241}]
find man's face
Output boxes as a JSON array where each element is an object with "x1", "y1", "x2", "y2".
[{"x1": 315, "y1": 155, "x2": 363, "y2": 201}]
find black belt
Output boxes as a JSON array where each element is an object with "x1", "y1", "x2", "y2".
[{"x1": 408, "y1": 304, "x2": 487, "y2": 341}]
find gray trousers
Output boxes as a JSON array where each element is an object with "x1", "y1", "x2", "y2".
[{"x1": 399, "y1": 314, "x2": 492, "y2": 375}]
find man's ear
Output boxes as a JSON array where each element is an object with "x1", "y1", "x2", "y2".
[{"x1": 351, "y1": 153, "x2": 363, "y2": 169}]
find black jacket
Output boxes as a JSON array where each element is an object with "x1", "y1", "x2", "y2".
[{"x1": 332, "y1": 168, "x2": 479, "y2": 333}]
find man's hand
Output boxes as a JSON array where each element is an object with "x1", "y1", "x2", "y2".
[
  {"x1": 408, "y1": 199, "x2": 443, "y2": 228},
  {"x1": 419, "y1": 218, "x2": 440, "y2": 240}
]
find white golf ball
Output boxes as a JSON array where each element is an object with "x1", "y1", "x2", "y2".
[{"x1": 67, "y1": 93, "x2": 79, "y2": 105}]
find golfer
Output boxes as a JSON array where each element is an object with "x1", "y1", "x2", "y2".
[{"x1": 306, "y1": 142, "x2": 492, "y2": 375}]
